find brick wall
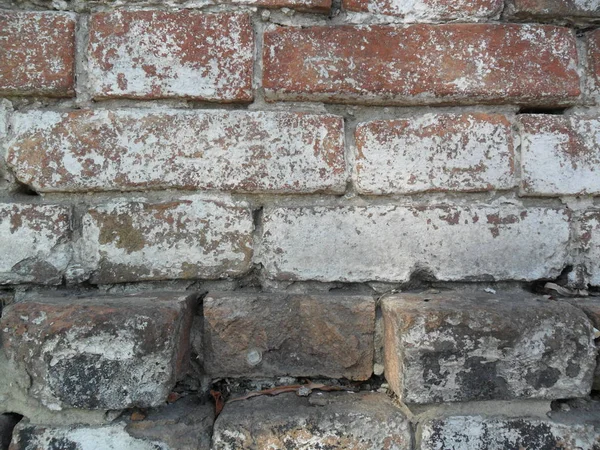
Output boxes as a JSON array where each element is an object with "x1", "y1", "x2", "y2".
[{"x1": 0, "y1": 0, "x2": 600, "y2": 448}]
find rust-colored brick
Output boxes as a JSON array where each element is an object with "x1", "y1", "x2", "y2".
[
  {"x1": 88, "y1": 11, "x2": 254, "y2": 101},
  {"x1": 0, "y1": 12, "x2": 75, "y2": 97},
  {"x1": 510, "y1": 0, "x2": 600, "y2": 18},
  {"x1": 588, "y1": 30, "x2": 600, "y2": 101},
  {"x1": 343, "y1": 0, "x2": 503, "y2": 20},
  {"x1": 263, "y1": 24, "x2": 580, "y2": 106}
]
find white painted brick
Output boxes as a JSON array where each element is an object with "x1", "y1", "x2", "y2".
[{"x1": 259, "y1": 205, "x2": 570, "y2": 282}]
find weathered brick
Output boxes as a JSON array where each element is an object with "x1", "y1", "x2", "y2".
[
  {"x1": 0, "y1": 12, "x2": 75, "y2": 97},
  {"x1": 0, "y1": 292, "x2": 196, "y2": 410},
  {"x1": 0, "y1": 203, "x2": 71, "y2": 285},
  {"x1": 382, "y1": 291, "x2": 595, "y2": 404},
  {"x1": 212, "y1": 392, "x2": 412, "y2": 450},
  {"x1": 259, "y1": 205, "x2": 570, "y2": 283},
  {"x1": 232, "y1": 0, "x2": 331, "y2": 11},
  {"x1": 263, "y1": 24, "x2": 580, "y2": 106},
  {"x1": 88, "y1": 11, "x2": 254, "y2": 101},
  {"x1": 581, "y1": 211, "x2": 600, "y2": 287},
  {"x1": 203, "y1": 292, "x2": 375, "y2": 380},
  {"x1": 420, "y1": 413, "x2": 600, "y2": 450},
  {"x1": 343, "y1": 0, "x2": 503, "y2": 20},
  {"x1": 355, "y1": 113, "x2": 514, "y2": 194},
  {"x1": 588, "y1": 30, "x2": 600, "y2": 101},
  {"x1": 509, "y1": 0, "x2": 600, "y2": 19},
  {"x1": 7, "y1": 109, "x2": 345, "y2": 194},
  {"x1": 79, "y1": 198, "x2": 253, "y2": 284},
  {"x1": 520, "y1": 115, "x2": 600, "y2": 196}
]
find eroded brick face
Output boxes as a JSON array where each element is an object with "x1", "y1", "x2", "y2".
[
  {"x1": 203, "y1": 292, "x2": 375, "y2": 380},
  {"x1": 7, "y1": 109, "x2": 345, "y2": 194},
  {"x1": 588, "y1": 30, "x2": 600, "y2": 101},
  {"x1": 355, "y1": 113, "x2": 514, "y2": 194},
  {"x1": 263, "y1": 24, "x2": 580, "y2": 106},
  {"x1": 343, "y1": 0, "x2": 503, "y2": 20},
  {"x1": 520, "y1": 116, "x2": 600, "y2": 196},
  {"x1": 0, "y1": 12, "x2": 75, "y2": 97},
  {"x1": 510, "y1": 0, "x2": 600, "y2": 18},
  {"x1": 79, "y1": 198, "x2": 253, "y2": 284},
  {"x1": 88, "y1": 11, "x2": 254, "y2": 101}
]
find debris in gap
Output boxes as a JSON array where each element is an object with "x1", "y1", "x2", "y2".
[
  {"x1": 210, "y1": 389, "x2": 225, "y2": 417},
  {"x1": 130, "y1": 410, "x2": 146, "y2": 421},
  {"x1": 543, "y1": 282, "x2": 589, "y2": 297},
  {"x1": 166, "y1": 392, "x2": 181, "y2": 404},
  {"x1": 228, "y1": 382, "x2": 357, "y2": 403}
]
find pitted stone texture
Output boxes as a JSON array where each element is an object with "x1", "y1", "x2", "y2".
[
  {"x1": 564, "y1": 298, "x2": 600, "y2": 390},
  {"x1": 382, "y1": 292, "x2": 595, "y2": 404},
  {"x1": 259, "y1": 205, "x2": 570, "y2": 283},
  {"x1": 343, "y1": 0, "x2": 503, "y2": 20},
  {"x1": 263, "y1": 24, "x2": 580, "y2": 106},
  {"x1": 355, "y1": 113, "x2": 514, "y2": 194},
  {"x1": 0, "y1": 12, "x2": 75, "y2": 97},
  {"x1": 0, "y1": 203, "x2": 71, "y2": 285},
  {"x1": 88, "y1": 11, "x2": 253, "y2": 101},
  {"x1": 203, "y1": 292, "x2": 375, "y2": 380},
  {"x1": 519, "y1": 115, "x2": 600, "y2": 196},
  {"x1": 0, "y1": 292, "x2": 196, "y2": 410},
  {"x1": 419, "y1": 415, "x2": 600, "y2": 450},
  {"x1": 588, "y1": 30, "x2": 600, "y2": 102},
  {"x1": 79, "y1": 198, "x2": 253, "y2": 284},
  {"x1": 581, "y1": 211, "x2": 600, "y2": 286},
  {"x1": 212, "y1": 392, "x2": 412, "y2": 450},
  {"x1": 509, "y1": 0, "x2": 600, "y2": 18},
  {"x1": 7, "y1": 109, "x2": 345, "y2": 194}
]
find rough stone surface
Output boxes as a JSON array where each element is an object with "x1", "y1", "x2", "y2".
[
  {"x1": 519, "y1": 115, "x2": 600, "y2": 196},
  {"x1": 79, "y1": 198, "x2": 253, "y2": 284},
  {"x1": 7, "y1": 109, "x2": 345, "y2": 194},
  {"x1": 0, "y1": 291, "x2": 196, "y2": 410},
  {"x1": 343, "y1": 0, "x2": 503, "y2": 20},
  {"x1": 355, "y1": 113, "x2": 514, "y2": 194},
  {"x1": 588, "y1": 30, "x2": 600, "y2": 102},
  {"x1": 0, "y1": 12, "x2": 75, "y2": 97},
  {"x1": 203, "y1": 292, "x2": 375, "y2": 380},
  {"x1": 419, "y1": 414, "x2": 600, "y2": 450},
  {"x1": 88, "y1": 11, "x2": 253, "y2": 101},
  {"x1": 509, "y1": 0, "x2": 600, "y2": 18},
  {"x1": 259, "y1": 205, "x2": 570, "y2": 283},
  {"x1": 0, "y1": 203, "x2": 71, "y2": 285},
  {"x1": 581, "y1": 211, "x2": 600, "y2": 287},
  {"x1": 263, "y1": 24, "x2": 580, "y2": 106},
  {"x1": 212, "y1": 392, "x2": 412, "y2": 449},
  {"x1": 382, "y1": 291, "x2": 596, "y2": 404}
]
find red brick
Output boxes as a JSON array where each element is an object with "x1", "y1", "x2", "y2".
[
  {"x1": 263, "y1": 24, "x2": 580, "y2": 106},
  {"x1": 519, "y1": 115, "x2": 600, "y2": 196},
  {"x1": 88, "y1": 11, "x2": 254, "y2": 101},
  {"x1": 80, "y1": 197, "x2": 253, "y2": 284},
  {"x1": 0, "y1": 12, "x2": 75, "y2": 97},
  {"x1": 203, "y1": 292, "x2": 375, "y2": 380},
  {"x1": 588, "y1": 30, "x2": 600, "y2": 101},
  {"x1": 510, "y1": 0, "x2": 600, "y2": 18},
  {"x1": 343, "y1": 0, "x2": 503, "y2": 20},
  {"x1": 7, "y1": 109, "x2": 345, "y2": 194},
  {"x1": 1, "y1": 292, "x2": 196, "y2": 410},
  {"x1": 355, "y1": 113, "x2": 514, "y2": 194}
]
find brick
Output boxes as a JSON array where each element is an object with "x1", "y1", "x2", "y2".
[
  {"x1": 11, "y1": 396, "x2": 214, "y2": 450},
  {"x1": 588, "y1": 30, "x2": 600, "y2": 101},
  {"x1": 88, "y1": 11, "x2": 253, "y2": 101},
  {"x1": 203, "y1": 292, "x2": 375, "y2": 380},
  {"x1": 212, "y1": 392, "x2": 412, "y2": 450},
  {"x1": 259, "y1": 205, "x2": 570, "y2": 283},
  {"x1": 79, "y1": 198, "x2": 253, "y2": 284},
  {"x1": 420, "y1": 412, "x2": 600, "y2": 450},
  {"x1": 0, "y1": 291, "x2": 196, "y2": 410},
  {"x1": 0, "y1": 12, "x2": 75, "y2": 97},
  {"x1": 509, "y1": 0, "x2": 600, "y2": 19},
  {"x1": 355, "y1": 113, "x2": 514, "y2": 194},
  {"x1": 0, "y1": 203, "x2": 71, "y2": 285},
  {"x1": 520, "y1": 115, "x2": 600, "y2": 196},
  {"x1": 263, "y1": 24, "x2": 580, "y2": 106},
  {"x1": 343, "y1": 0, "x2": 503, "y2": 20},
  {"x1": 382, "y1": 291, "x2": 595, "y2": 404},
  {"x1": 7, "y1": 109, "x2": 345, "y2": 194},
  {"x1": 581, "y1": 211, "x2": 600, "y2": 286}
]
